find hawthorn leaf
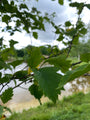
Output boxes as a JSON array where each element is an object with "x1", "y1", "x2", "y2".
[
  {"x1": 0, "y1": 76, "x2": 10, "y2": 84},
  {"x1": 58, "y1": 64, "x2": 90, "y2": 89},
  {"x1": 1, "y1": 88, "x2": 13, "y2": 104},
  {"x1": 13, "y1": 70, "x2": 27, "y2": 81},
  {"x1": 34, "y1": 67, "x2": 62, "y2": 103},
  {"x1": 27, "y1": 47, "x2": 42, "y2": 68},
  {"x1": 29, "y1": 84, "x2": 43, "y2": 101},
  {"x1": 45, "y1": 55, "x2": 71, "y2": 73}
]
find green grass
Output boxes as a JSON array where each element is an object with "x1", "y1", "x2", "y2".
[{"x1": 7, "y1": 92, "x2": 90, "y2": 120}]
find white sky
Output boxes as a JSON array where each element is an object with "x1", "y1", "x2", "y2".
[{"x1": 1, "y1": 0, "x2": 90, "y2": 49}]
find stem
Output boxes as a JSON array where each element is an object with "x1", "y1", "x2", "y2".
[
  {"x1": 71, "y1": 61, "x2": 82, "y2": 67},
  {"x1": 12, "y1": 79, "x2": 32, "y2": 90},
  {"x1": 39, "y1": 99, "x2": 42, "y2": 105},
  {"x1": 67, "y1": 35, "x2": 76, "y2": 57}
]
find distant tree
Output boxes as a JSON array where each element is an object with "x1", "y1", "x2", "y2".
[
  {"x1": 16, "y1": 49, "x2": 24, "y2": 57},
  {"x1": 70, "y1": 22, "x2": 90, "y2": 58}
]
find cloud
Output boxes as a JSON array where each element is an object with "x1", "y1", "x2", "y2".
[
  {"x1": 1, "y1": 0, "x2": 90, "y2": 49},
  {"x1": 25, "y1": 0, "x2": 71, "y2": 43}
]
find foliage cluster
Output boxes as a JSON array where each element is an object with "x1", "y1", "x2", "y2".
[
  {"x1": 0, "y1": 0, "x2": 90, "y2": 115},
  {"x1": 15, "y1": 45, "x2": 61, "y2": 58}
]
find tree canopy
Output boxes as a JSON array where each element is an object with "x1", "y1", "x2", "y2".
[{"x1": 0, "y1": 0, "x2": 90, "y2": 115}]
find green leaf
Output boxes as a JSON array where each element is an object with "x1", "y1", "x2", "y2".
[
  {"x1": 0, "y1": 105, "x2": 12, "y2": 117},
  {"x1": 65, "y1": 28, "x2": 77, "y2": 36},
  {"x1": 79, "y1": 28, "x2": 87, "y2": 35},
  {"x1": 73, "y1": 34, "x2": 79, "y2": 45},
  {"x1": 1, "y1": 48, "x2": 16, "y2": 61},
  {"x1": 0, "y1": 76, "x2": 10, "y2": 84},
  {"x1": 2, "y1": 15, "x2": 11, "y2": 24},
  {"x1": 69, "y1": 2, "x2": 84, "y2": 14},
  {"x1": 29, "y1": 84, "x2": 43, "y2": 101},
  {"x1": 69, "y1": 2, "x2": 83, "y2": 8},
  {"x1": 10, "y1": 1, "x2": 14, "y2": 6},
  {"x1": 45, "y1": 55, "x2": 71, "y2": 73},
  {"x1": 0, "y1": 74, "x2": 12, "y2": 84},
  {"x1": 58, "y1": 64, "x2": 90, "y2": 89},
  {"x1": 13, "y1": 70, "x2": 27, "y2": 81},
  {"x1": 85, "y1": 4, "x2": 90, "y2": 9},
  {"x1": 19, "y1": 3, "x2": 29, "y2": 10},
  {"x1": 10, "y1": 32, "x2": 14, "y2": 36},
  {"x1": 9, "y1": 39, "x2": 18, "y2": 47},
  {"x1": 1, "y1": 88, "x2": 13, "y2": 104},
  {"x1": 0, "y1": 58, "x2": 10, "y2": 70},
  {"x1": 27, "y1": 47, "x2": 42, "y2": 68},
  {"x1": 34, "y1": 67, "x2": 62, "y2": 103},
  {"x1": 9, "y1": 59, "x2": 23, "y2": 68},
  {"x1": 65, "y1": 21, "x2": 71, "y2": 27},
  {"x1": 80, "y1": 53, "x2": 90, "y2": 62},
  {"x1": 33, "y1": 32, "x2": 38, "y2": 39},
  {"x1": 3, "y1": 106, "x2": 12, "y2": 114},
  {"x1": 16, "y1": 20, "x2": 21, "y2": 27},
  {"x1": 58, "y1": 0, "x2": 64, "y2": 5},
  {"x1": 77, "y1": 20, "x2": 84, "y2": 29},
  {"x1": 57, "y1": 34, "x2": 64, "y2": 41}
]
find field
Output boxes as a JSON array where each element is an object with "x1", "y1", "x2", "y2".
[{"x1": 7, "y1": 92, "x2": 90, "y2": 120}]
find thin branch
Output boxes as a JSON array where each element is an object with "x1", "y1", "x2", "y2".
[
  {"x1": 71, "y1": 61, "x2": 82, "y2": 67},
  {"x1": 67, "y1": 35, "x2": 76, "y2": 57},
  {"x1": 0, "y1": 73, "x2": 33, "y2": 94},
  {"x1": 67, "y1": 15, "x2": 81, "y2": 57},
  {"x1": 11, "y1": 72, "x2": 34, "y2": 81},
  {"x1": 12, "y1": 79, "x2": 32, "y2": 90},
  {"x1": 0, "y1": 82, "x2": 9, "y2": 93},
  {"x1": 12, "y1": 81, "x2": 26, "y2": 90}
]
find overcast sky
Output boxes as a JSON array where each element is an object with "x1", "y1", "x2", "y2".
[{"x1": 1, "y1": 0, "x2": 90, "y2": 49}]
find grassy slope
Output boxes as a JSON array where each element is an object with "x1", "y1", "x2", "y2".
[{"x1": 7, "y1": 92, "x2": 90, "y2": 120}]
